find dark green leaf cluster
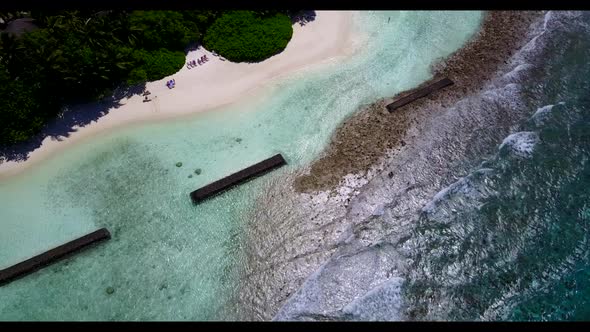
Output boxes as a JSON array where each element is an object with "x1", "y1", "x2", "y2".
[
  {"x1": 127, "y1": 48, "x2": 186, "y2": 85},
  {"x1": 129, "y1": 11, "x2": 200, "y2": 51},
  {"x1": 203, "y1": 11, "x2": 293, "y2": 63}
]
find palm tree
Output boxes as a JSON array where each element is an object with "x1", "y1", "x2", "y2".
[{"x1": 0, "y1": 11, "x2": 26, "y2": 25}]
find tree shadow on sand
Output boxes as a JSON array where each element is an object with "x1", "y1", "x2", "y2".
[
  {"x1": 291, "y1": 10, "x2": 316, "y2": 26},
  {"x1": 0, "y1": 83, "x2": 146, "y2": 163}
]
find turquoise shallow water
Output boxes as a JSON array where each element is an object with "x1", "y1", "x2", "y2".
[{"x1": 0, "y1": 11, "x2": 483, "y2": 320}]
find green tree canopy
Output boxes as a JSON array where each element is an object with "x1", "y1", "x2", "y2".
[
  {"x1": 129, "y1": 11, "x2": 200, "y2": 51},
  {"x1": 128, "y1": 48, "x2": 185, "y2": 85},
  {"x1": 203, "y1": 11, "x2": 293, "y2": 63}
]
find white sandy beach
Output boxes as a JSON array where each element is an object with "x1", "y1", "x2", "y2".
[{"x1": 0, "y1": 11, "x2": 361, "y2": 178}]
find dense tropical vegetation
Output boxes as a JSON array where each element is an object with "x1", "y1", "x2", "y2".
[
  {"x1": 0, "y1": 10, "x2": 299, "y2": 147},
  {"x1": 203, "y1": 11, "x2": 293, "y2": 63}
]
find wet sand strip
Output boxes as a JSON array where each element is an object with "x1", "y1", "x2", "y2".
[
  {"x1": 0, "y1": 228, "x2": 111, "y2": 286},
  {"x1": 190, "y1": 154, "x2": 287, "y2": 204}
]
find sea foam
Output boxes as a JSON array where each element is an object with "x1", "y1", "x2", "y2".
[{"x1": 498, "y1": 131, "x2": 539, "y2": 158}]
